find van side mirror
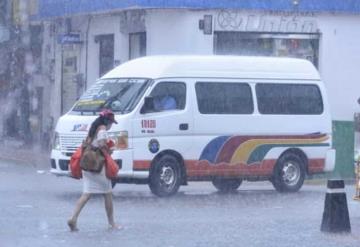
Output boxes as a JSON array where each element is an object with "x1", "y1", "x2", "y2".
[{"x1": 140, "y1": 96, "x2": 155, "y2": 114}]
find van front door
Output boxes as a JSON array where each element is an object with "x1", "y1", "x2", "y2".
[{"x1": 132, "y1": 81, "x2": 193, "y2": 172}]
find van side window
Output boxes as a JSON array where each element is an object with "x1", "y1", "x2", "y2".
[
  {"x1": 256, "y1": 83, "x2": 323, "y2": 115},
  {"x1": 195, "y1": 82, "x2": 253, "y2": 114},
  {"x1": 149, "y1": 82, "x2": 186, "y2": 111}
]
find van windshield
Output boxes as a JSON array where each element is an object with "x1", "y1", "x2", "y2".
[{"x1": 72, "y1": 78, "x2": 150, "y2": 113}]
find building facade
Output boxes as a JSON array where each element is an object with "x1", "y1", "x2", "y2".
[
  {"x1": 34, "y1": 0, "x2": 360, "y2": 176},
  {"x1": 0, "y1": 0, "x2": 49, "y2": 146}
]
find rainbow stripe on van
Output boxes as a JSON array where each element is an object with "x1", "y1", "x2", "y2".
[
  {"x1": 184, "y1": 133, "x2": 329, "y2": 178},
  {"x1": 199, "y1": 133, "x2": 329, "y2": 165}
]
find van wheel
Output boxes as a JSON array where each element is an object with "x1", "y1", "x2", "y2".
[
  {"x1": 212, "y1": 178, "x2": 242, "y2": 193},
  {"x1": 272, "y1": 153, "x2": 305, "y2": 193},
  {"x1": 149, "y1": 155, "x2": 181, "y2": 197}
]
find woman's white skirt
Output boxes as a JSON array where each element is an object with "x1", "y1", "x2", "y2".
[{"x1": 82, "y1": 167, "x2": 112, "y2": 194}]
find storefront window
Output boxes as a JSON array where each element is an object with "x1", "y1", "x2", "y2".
[
  {"x1": 97, "y1": 34, "x2": 114, "y2": 77},
  {"x1": 129, "y1": 32, "x2": 146, "y2": 60},
  {"x1": 214, "y1": 32, "x2": 319, "y2": 67}
]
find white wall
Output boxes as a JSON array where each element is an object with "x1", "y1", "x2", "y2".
[
  {"x1": 318, "y1": 13, "x2": 360, "y2": 121},
  {"x1": 146, "y1": 10, "x2": 213, "y2": 55}
]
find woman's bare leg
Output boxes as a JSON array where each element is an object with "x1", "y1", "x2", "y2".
[
  {"x1": 104, "y1": 192, "x2": 119, "y2": 229},
  {"x1": 68, "y1": 193, "x2": 91, "y2": 231}
]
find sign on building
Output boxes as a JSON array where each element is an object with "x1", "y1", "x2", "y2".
[{"x1": 215, "y1": 10, "x2": 318, "y2": 33}]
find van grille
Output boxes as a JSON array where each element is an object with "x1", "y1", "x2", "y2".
[{"x1": 60, "y1": 133, "x2": 86, "y2": 153}]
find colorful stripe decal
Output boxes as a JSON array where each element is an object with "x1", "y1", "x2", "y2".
[
  {"x1": 184, "y1": 158, "x2": 325, "y2": 177},
  {"x1": 215, "y1": 136, "x2": 248, "y2": 163},
  {"x1": 132, "y1": 158, "x2": 325, "y2": 177},
  {"x1": 133, "y1": 134, "x2": 329, "y2": 177},
  {"x1": 214, "y1": 134, "x2": 327, "y2": 164},
  {"x1": 185, "y1": 159, "x2": 276, "y2": 177},
  {"x1": 199, "y1": 134, "x2": 329, "y2": 165},
  {"x1": 246, "y1": 143, "x2": 329, "y2": 164},
  {"x1": 231, "y1": 135, "x2": 329, "y2": 164},
  {"x1": 199, "y1": 136, "x2": 231, "y2": 163},
  {"x1": 133, "y1": 160, "x2": 151, "y2": 171}
]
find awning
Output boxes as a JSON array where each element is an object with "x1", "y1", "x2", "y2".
[{"x1": 36, "y1": 0, "x2": 360, "y2": 19}]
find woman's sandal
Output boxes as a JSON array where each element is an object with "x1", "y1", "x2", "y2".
[
  {"x1": 67, "y1": 219, "x2": 79, "y2": 232},
  {"x1": 108, "y1": 224, "x2": 123, "y2": 231}
]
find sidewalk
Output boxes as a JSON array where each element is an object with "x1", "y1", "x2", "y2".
[{"x1": 0, "y1": 138, "x2": 50, "y2": 168}]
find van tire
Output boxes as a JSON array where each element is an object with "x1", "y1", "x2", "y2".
[
  {"x1": 272, "y1": 153, "x2": 305, "y2": 193},
  {"x1": 212, "y1": 178, "x2": 242, "y2": 193},
  {"x1": 149, "y1": 154, "x2": 181, "y2": 197}
]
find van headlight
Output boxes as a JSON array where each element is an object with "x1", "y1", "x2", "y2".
[
  {"x1": 108, "y1": 131, "x2": 128, "y2": 150},
  {"x1": 53, "y1": 132, "x2": 61, "y2": 150}
]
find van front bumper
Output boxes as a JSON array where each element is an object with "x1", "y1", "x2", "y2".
[
  {"x1": 50, "y1": 149, "x2": 72, "y2": 176},
  {"x1": 50, "y1": 168, "x2": 71, "y2": 176}
]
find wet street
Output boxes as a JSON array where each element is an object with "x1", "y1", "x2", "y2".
[{"x1": 1, "y1": 158, "x2": 360, "y2": 247}]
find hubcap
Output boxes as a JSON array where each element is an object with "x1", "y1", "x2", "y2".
[
  {"x1": 159, "y1": 166, "x2": 175, "y2": 189},
  {"x1": 281, "y1": 161, "x2": 300, "y2": 186}
]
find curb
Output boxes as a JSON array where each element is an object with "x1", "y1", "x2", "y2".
[{"x1": 305, "y1": 178, "x2": 356, "y2": 185}]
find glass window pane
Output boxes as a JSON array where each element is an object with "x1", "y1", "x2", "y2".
[
  {"x1": 98, "y1": 34, "x2": 114, "y2": 77},
  {"x1": 150, "y1": 82, "x2": 186, "y2": 111},
  {"x1": 214, "y1": 32, "x2": 319, "y2": 67},
  {"x1": 256, "y1": 83, "x2": 323, "y2": 115},
  {"x1": 195, "y1": 82, "x2": 253, "y2": 114}
]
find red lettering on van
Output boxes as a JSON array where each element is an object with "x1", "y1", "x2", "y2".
[{"x1": 141, "y1": 120, "x2": 156, "y2": 129}]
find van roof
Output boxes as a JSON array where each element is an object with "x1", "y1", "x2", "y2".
[{"x1": 102, "y1": 55, "x2": 320, "y2": 80}]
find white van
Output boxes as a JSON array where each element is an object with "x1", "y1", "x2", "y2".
[{"x1": 51, "y1": 55, "x2": 336, "y2": 197}]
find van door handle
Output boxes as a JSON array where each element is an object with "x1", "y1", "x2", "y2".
[{"x1": 179, "y1": 123, "x2": 188, "y2": 130}]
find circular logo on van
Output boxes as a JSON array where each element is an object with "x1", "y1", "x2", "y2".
[{"x1": 148, "y1": 139, "x2": 160, "y2": 153}]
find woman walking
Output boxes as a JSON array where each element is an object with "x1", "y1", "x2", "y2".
[{"x1": 67, "y1": 109, "x2": 120, "y2": 231}]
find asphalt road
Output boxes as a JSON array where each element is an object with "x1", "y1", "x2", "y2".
[{"x1": 1, "y1": 158, "x2": 360, "y2": 247}]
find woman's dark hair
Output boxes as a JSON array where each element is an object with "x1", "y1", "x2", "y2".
[{"x1": 88, "y1": 116, "x2": 110, "y2": 139}]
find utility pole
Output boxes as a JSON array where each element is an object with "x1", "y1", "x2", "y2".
[
  {"x1": 0, "y1": 0, "x2": 14, "y2": 139},
  {"x1": 8, "y1": 0, "x2": 32, "y2": 143}
]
